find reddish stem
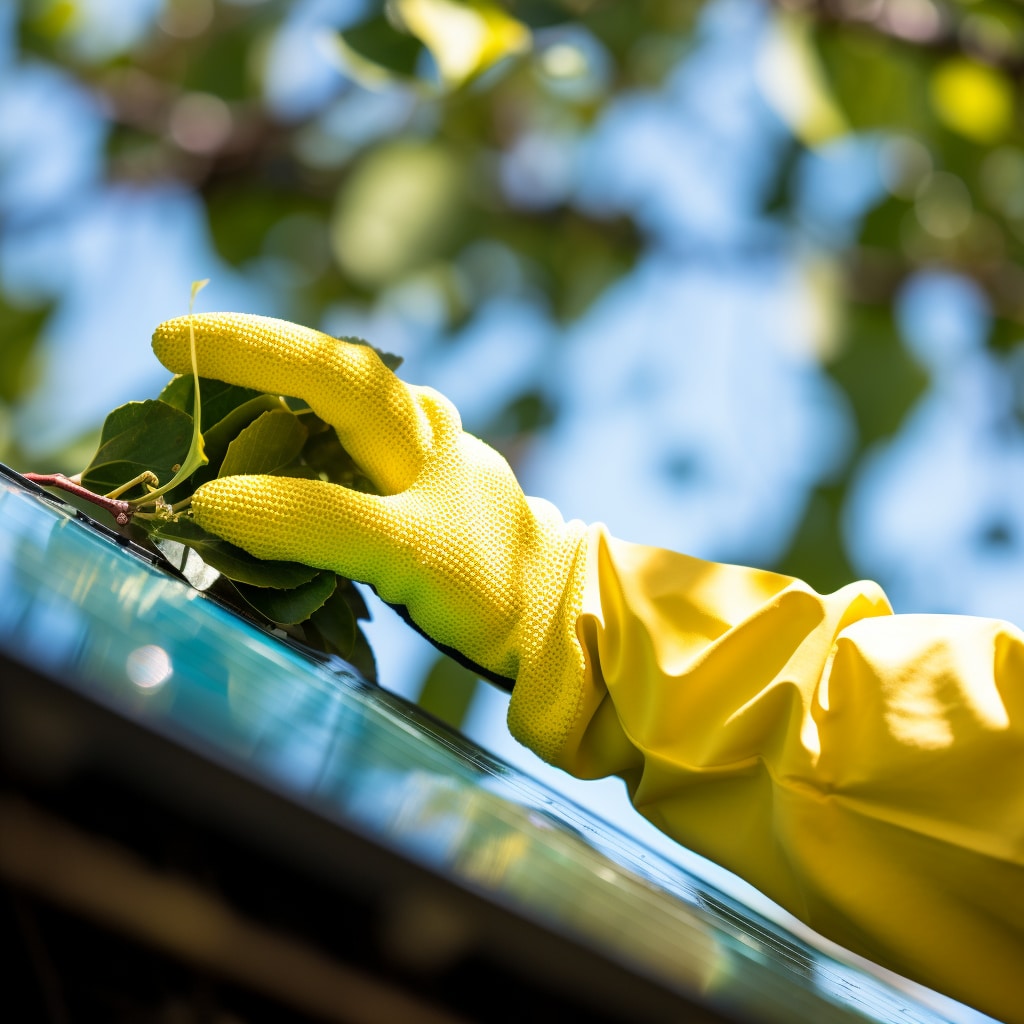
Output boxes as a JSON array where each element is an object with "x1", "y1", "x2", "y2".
[{"x1": 24, "y1": 473, "x2": 134, "y2": 526}]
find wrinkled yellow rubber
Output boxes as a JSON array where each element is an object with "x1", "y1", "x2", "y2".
[
  {"x1": 560, "y1": 531, "x2": 1024, "y2": 1023},
  {"x1": 153, "y1": 313, "x2": 589, "y2": 760}
]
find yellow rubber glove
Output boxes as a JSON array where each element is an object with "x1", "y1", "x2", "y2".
[
  {"x1": 152, "y1": 312, "x2": 589, "y2": 760},
  {"x1": 153, "y1": 313, "x2": 1024, "y2": 1020}
]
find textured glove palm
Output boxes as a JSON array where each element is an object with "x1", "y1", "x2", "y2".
[{"x1": 153, "y1": 313, "x2": 588, "y2": 758}]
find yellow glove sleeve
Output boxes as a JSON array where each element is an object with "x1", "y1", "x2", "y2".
[
  {"x1": 154, "y1": 313, "x2": 1024, "y2": 1020},
  {"x1": 561, "y1": 528, "x2": 1024, "y2": 1024},
  {"x1": 152, "y1": 312, "x2": 589, "y2": 760}
]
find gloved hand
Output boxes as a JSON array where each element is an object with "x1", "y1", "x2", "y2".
[{"x1": 152, "y1": 312, "x2": 589, "y2": 759}]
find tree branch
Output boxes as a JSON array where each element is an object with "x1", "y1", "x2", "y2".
[{"x1": 24, "y1": 474, "x2": 134, "y2": 525}]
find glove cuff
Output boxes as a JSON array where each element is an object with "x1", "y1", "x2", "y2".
[{"x1": 506, "y1": 517, "x2": 591, "y2": 764}]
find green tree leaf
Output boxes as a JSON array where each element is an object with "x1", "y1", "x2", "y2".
[
  {"x1": 219, "y1": 408, "x2": 309, "y2": 478},
  {"x1": 308, "y1": 584, "x2": 359, "y2": 655},
  {"x1": 345, "y1": 336, "x2": 404, "y2": 373},
  {"x1": 153, "y1": 519, "x2": 320, "y2": 588},
  {"x1": 774, "y1": 484, "x2": 857, "y2": 596},
  {"x1": 337, "y1": 578, "x2": 370, "y2": 620},
  {"x1": 344, "y1": 627, "x2": 378, "y2": 683},
  {"x1": 828, "y1": 305, "x2": 928, "y2": 446},
  {"x1": 298, "y1": 416, "x2": 366, "y2": 487},
  {"x1": 232, "y1": 571, "x2": 337, "y2": 624},
  {"x1": 200, "y1": 393, "x2": 290, "y2": 474},
  {"x1": 818, "y1": 30, "x2": 929, "y2": 133},
  {"x1": 330, "y1": 140, "x2": 468, "y2": 288},
  {"x1": 159, "y1": 375, "x2": 267, "y2": 428},
  {"x1": 81, "y1": 401, "x2": 193, "y2": 497},
  {"x1": 0, "y1": 293, "x2": 51, "y2": 404},
  {"x1": 133, "y1": 282, "x2": 211, "y2": 506},
  {"x1": 339, "y1": 12, "x2": 425, "y2": 77},
  {"x1": 158, "y1": 374, "x2": 195, "y2": 412}
]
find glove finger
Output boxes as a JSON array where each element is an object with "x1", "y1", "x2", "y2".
[
  {"x1": 152, "y1": 312, "x2": 428, "y2": 494},
  {"x1": 191, "y1": 475, "x2": 413, "y2": 597}
]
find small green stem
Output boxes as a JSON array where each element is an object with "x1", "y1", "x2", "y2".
[
  {"x1": 128, "y1": 279, "x2": 210, "y2": 507},
  {"x1": 107, "y1": 471, "x2": 160, "y2": 500}
]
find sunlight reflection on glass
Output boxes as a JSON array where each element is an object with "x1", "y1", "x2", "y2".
[{"x1": 125, "y1": 644, "x2": 173, "y2": 691}]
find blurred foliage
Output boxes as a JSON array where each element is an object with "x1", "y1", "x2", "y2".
[
  {"x1": 0, "y1": 294, "x2": 55, "y2": 466},
  {"x1": 6, "y1": 0, "x2": 1024, "y2": 725}
]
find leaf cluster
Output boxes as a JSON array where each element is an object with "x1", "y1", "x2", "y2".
[{"x1": 79, "y1": 360, "x2": 401, "y2": 683}]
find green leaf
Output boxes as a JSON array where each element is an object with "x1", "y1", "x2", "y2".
[
  {"x1": 274, "y1": 464, "x2": 323, "y2": 480},
  {"x1": 200, "y1": 393, "x2": 289, "y2": 471},
  {"x1": 759, "y1": 14, "x2": 847, "y2": 145},
  {"x1": 158, "y1": 374, "x2": 195, "y2": 412},
  {"x1": 483, "y1": 388, "x2": 556, "y2": 439},
  {"x1": 219, "y1": 409, "x2": 309, "y2": 478},
  {"x1": 339, "y1": 13, "x2": 424, "y2": 77},
  {"x1": 345, "y1": 336, "x2": 404, "y2": 372},
  {"x1": 330, "y1": 140, "x2": 467, "y2": 288},
  {"x1": 337, "y1": 578, "x2": 370, "y2": 620},
  {"x1": 300, "y1": 580, "x2": 376, "y2": 682},
  {"x1": 858, "y1": 195, "x2": 910, "y2": 250},
  {"x1": 344, "y1": 626, "x2": 378, "y2": 684},
  {"x1": 199, "y1": 379, "x2": 269, "y2": 431},
  {"x1": 232, "y1": 572, "x2": 337, "y2": 624},
  {"x1": 774, "y1": 484, "x2": 857, "y2": 596},
  {"x1": 205, "y1": 184, "x2": 328, "y2": 267},
  {"x1": 393, "y1": 0, "x2": 531, "y2": 91},
  {"x1": 818, "y1": 30, "x2": 929, "y2": 133},
  {"x1": 180, "y1": 21, "x2": 253, "y2": 100},
  {"x1": 414, "y1": 654, "x2": 480, "y2": 729},
  {"x1": 0, "y1": 293, "x2": 51, "y2": 404},
  {"x1": 828, "y1": 304, "x2": 928, "y2": 446},
  {"x1": 134, "y1": 290, "x2": 211, "y2": 505},
  {"x1": 153, "y1": 519, "x2": 320, "y2": 588},
  {"x1": 81, "y1": 400, "x2": 193, "y2": 497},
  {"x1": 299, "y1": 420, "x2": 364, "y2": 486},
  {"x1": 160, "y1": 375, "x2": 267, "y2": 429},
  {"x1": 285, "y1": 396, "x2": 313, "y2": 413},
  {"x1": 308, "y1": 584, "x2": 359, "y2": 655}
]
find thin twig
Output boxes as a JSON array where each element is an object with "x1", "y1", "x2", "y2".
[
  {"x1": 105, "y1": 470, "x2": 159, "y2": 501},
  {"x1": 23, "y1": 473, "x2": 134, "y2": 526}
]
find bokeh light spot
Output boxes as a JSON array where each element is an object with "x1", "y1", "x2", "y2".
[
  {"x1": 330, "y1": 139, "x2": 464, "y2": 287},
  {"x1": 915, "y1": 171, "x2": 972, "y2": 239},
  {"x1": 158, "y1": 0, "x2": 214, "y2": 39},
  {"x1": 126, "y1": 644, "x2": 173, "y2": 690},
  {"x1": 169, "y1": 92, "x2": 233, "y2": 155},
  {"x1": 542, "y1": 43, "x2": 586, "y2": 79},
  {"x1": 879, "y1": 135, "x2": 932, "y2": 200},
  {"x1": 930, "y1": 58, "x2": 1014, "y2": 144}
]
